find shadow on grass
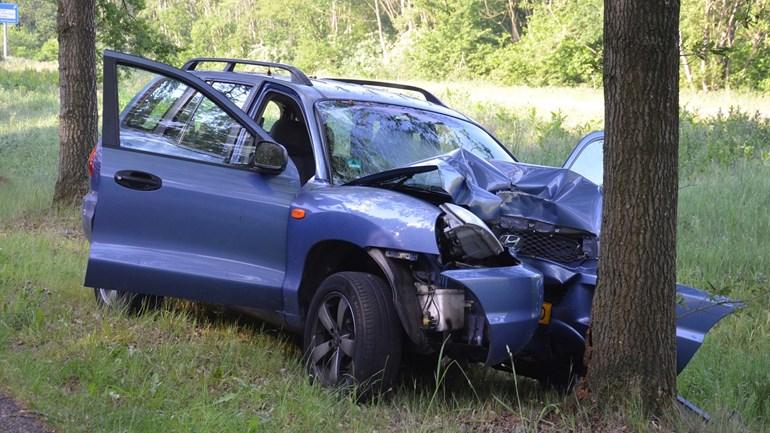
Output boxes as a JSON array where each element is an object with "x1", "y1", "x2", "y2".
[{"x1": 161, "y1": 298, "x2": 546, "y2": 403}]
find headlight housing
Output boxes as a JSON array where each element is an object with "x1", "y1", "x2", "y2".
[{"x1": 439, "y1": 203, "x2": 503, "y2": 261}]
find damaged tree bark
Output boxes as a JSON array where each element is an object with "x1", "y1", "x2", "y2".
[{"x1": 586, "y1": 0, "x2": 680, "y2": 415}]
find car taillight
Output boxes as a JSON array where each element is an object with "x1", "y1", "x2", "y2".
[{"x1": 87, "y1": 147, "x2": 97, "y2": 177}]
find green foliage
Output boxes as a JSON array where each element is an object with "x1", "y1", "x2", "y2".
[
  {"x1": 5, "y1": 26, "x2": 43, "y2": 59},
  {"x1": 8, "y1": 0, "x2": 57, "y2": 57},
  {"x1": 408, "y1": 0, "x2": 502, "y2": 79},
  {"x1": 492, "y1": 0, "x2": 603, "y2": 86},
  {"x1": 5, "y1": 0, "x2": 770, "y2": 90},
  {"x1": 95, "y1": 0, "x2": 177, "y2": 63},
  {"x1": 680, "y1": 108, "x2": 770, "y2": 178},
  {"x1": 680, "y1": 0, "x2": 770, "y2": 91},
  {"x1": 36, "y1": 38, "x2": 58, "y2": 61}
]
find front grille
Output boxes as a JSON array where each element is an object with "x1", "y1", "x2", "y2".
[{"x1": 507, "y1": 230, "x2": 586, "y2": 263}]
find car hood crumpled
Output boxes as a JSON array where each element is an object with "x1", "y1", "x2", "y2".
[{"x1": 425, "y1": 148, "x2": 603, "y2": 234}]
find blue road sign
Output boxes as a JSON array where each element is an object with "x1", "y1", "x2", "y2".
[{"x1": 0, "y1": 3, "x2": 18, "y2": 25}]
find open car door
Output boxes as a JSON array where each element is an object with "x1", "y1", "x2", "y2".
[
  {"x1": 84, "y1": 51, "x2": 301, "y2": 316},
  {"x1": 563, "y1": 131, "x2": 604, "y2": 185}
]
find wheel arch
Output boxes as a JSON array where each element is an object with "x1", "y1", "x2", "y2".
[
  {"x1": 291, "y1": 240, "x2": 428, "y2": 349},
  {"x1": 296, "y1": 240, "x2": 387, "y2": 320}
]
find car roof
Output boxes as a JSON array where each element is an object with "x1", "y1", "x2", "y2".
[{"x1": 190, "y1": 70, "x2": 471, "y2": 121}]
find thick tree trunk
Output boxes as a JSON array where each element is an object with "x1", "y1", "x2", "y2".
[
  {"x1": 54, "y1": 0, "x2": 97, "y2": 205},
  {"x1": 586, "y1": 0, "x2": 680, "y2": 415}
]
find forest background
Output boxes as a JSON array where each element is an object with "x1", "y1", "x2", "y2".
[{"x1": 7, "y1": 0, "x2": 770, "y2": 91}]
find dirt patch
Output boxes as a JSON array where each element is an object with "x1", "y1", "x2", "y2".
[{"x1": 0, "y1": 393, "x2": 55, "y2": 433}]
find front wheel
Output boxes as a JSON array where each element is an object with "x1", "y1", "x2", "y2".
[
  {"x1": 93, "y1": 288, "x2": 162, "y2": 313},
  {"x1": 303, "y1": 272, "x2": 402, "y2": 395}
]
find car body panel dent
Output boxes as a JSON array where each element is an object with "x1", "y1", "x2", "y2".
[
  {"x1": 441, "y1": 265, "x2": 544, "y2": 366},
  {"x1": 287, "y1": 185, "x2": 441, "y2": 254},
  {"x1": 280, "y1": 185, "x2": 442, "y2": 327},
  {"x1": 402, "y1": 149, "x2": 603, "y2": 234}
]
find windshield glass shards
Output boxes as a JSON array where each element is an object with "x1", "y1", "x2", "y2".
[{"x1": 317, "y1": 100, "x2": 514, "y2": 183}]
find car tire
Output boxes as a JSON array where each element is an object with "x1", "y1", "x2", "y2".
[
  {"x1": 303, "y1": 272, "x2": 402, "y2": 396},
  {"x1": 93, "y1": 288, "x2": 162, "y2": 314}
]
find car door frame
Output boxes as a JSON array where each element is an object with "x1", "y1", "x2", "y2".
[
  {"x1": 563, "y1": 130, "x2": 604, "y2": 170},
  {"x1": 103, "y1": 50, "x2": 275, "y2": 155}
]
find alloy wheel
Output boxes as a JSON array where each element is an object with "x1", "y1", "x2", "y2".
[
  {"x1": 98, "y1": 288, "x2": 120, "y2": 306},
  {"x1": 307, "y1": 292, "x2": 356, "y2": 386}
]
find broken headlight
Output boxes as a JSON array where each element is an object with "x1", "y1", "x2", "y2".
[{"x1": 438, "y1": 203, "x2": 504, "y2": 261}]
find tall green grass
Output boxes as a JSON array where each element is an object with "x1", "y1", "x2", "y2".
[
  {"x1": 0, "y1": 65, "x2": 59, "y2": 221},
  {"x1": 0, "y1": 60, "x2": 768, "y2": 432}
]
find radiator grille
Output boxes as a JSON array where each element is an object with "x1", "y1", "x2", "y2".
[{"x1": 507, "y1": 230, "x2": 587, "y2": 263}]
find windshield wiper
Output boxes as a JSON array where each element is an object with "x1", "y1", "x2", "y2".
[{"x1": 345, "y1": 165, "x2": 439, "y2": 187}]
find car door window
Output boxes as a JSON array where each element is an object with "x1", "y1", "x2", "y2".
[
  {"x1": 256, "y1": 92, "x2": 315, "y2": 183},
  {"x1": 566, "y1": 139, "x2": 603, "y2": 185},
  {"x1": 120, "y1": 67, "x2": 254, "y2": 164},
  {"x1": 258, "y1": 100, "x2": 281, "y2": 131}
]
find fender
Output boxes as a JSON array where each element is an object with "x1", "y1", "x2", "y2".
[{"x1": 281, "y1": 185, "x2": 442, "y2": 329}]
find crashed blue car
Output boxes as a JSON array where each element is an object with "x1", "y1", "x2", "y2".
[{"x1": 83, "y1": 51, "x2": 735, "y2": 391}]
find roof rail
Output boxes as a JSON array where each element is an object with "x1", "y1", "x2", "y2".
[
  {"x1": 325, "y1": 78, "x2": 446, "y2": 107},
  {"x1": 182, "y1": 58, "x2": 312, "y2": 86}
]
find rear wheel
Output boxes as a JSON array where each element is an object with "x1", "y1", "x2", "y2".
[
  {"x1": 93, "y1": 288, "x2": 162, "y2": 313},
  {"x1": 303, "y1": 272, "x2": 402, "y2": 395}
]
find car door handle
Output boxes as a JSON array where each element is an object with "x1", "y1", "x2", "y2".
[{"x1": 114, "y1": 170, "x2": 162, "y2": 191}]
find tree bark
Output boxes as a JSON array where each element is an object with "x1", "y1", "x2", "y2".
[
  {"x1": 54, "y1": 0, "x2": 97, "y2": 205},
  {"x1": 586, "y1": 0, "x2": 680, "y2": 415}
]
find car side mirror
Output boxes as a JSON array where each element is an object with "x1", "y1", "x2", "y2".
[{"x1": 248, "y1": 140, "x2": 288, "y2": 175}]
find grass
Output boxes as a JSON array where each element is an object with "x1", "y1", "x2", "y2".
[
  {"x1": 1, "y1": 58, "x2": 768, "y2": 432},
  {"x1": 418, "y1": 80, "x2": 770, "y2": 128}
]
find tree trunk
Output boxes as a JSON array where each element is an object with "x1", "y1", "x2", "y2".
[
  {"x1": 586, "y1": 0, "x2": 680, "y2": 415},
  {"x1": 374, "y1": 0, "x2": 389, "y2": 64},
  {"x1": 508, "y1": 0, "x2": 522, "y2": 42},
  {"x1": 54, "y1": 0, "x2": 97, "y2": 205},
  {"x1": 679, "y1": 31, "x2": 695, "y2": 90}
]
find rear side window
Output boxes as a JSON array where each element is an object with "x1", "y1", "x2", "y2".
[{"x1": 119, "y1": 67, "x2": 254, "y2": 164}]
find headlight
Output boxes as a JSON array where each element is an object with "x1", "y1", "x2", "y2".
[{"x1": 439, "y1": 203, "x2": 503, "y2": 260}]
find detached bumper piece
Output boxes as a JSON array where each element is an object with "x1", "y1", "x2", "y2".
[{"x1": 440, "y1": 264, "x2": 544, "y2": 366}]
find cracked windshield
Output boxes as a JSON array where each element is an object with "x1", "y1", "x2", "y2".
[{"x1": 317, "y1": 100, "x2": 513, "y2": 183}]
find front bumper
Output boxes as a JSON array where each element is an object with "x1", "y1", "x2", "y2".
[{"x1": 440, "y1": 264, "x2": 544, "y2": 366}]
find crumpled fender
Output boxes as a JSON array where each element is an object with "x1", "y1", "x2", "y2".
[
  {"x1": 286, "y1": 185, "x2": 441, "y2": 256},
  {"x1": 281, "y1": 185, "x2": 441, "y2": 327},
  {"x1": 440, "y1": 264, "x2": 544, "y2": 366}
]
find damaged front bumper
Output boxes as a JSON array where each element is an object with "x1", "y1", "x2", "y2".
[
  {"x1": 448, "y1": 257, "x2": 738, "y2": 375},
  {"x1": 440, "y1": 263, "x2": 544, "y2": 366}
]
